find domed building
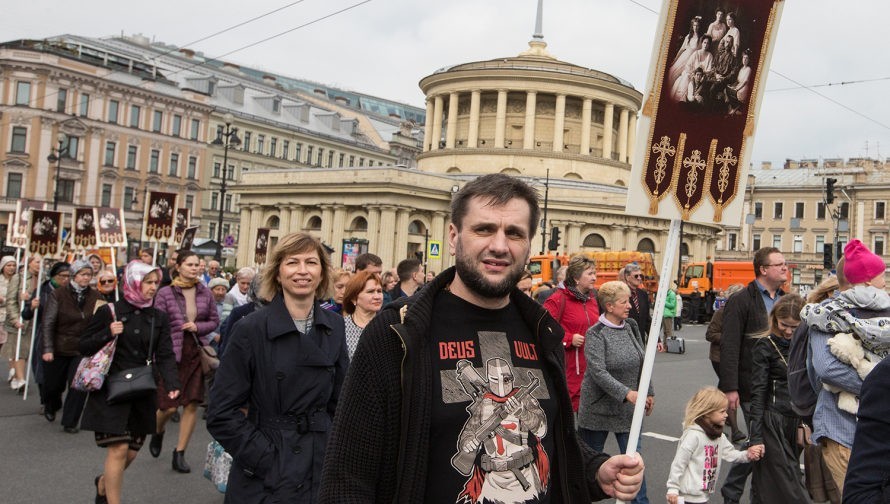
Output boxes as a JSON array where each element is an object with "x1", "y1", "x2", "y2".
[{"x1": 235, "y1": 24, "x2": 719, "y2": 272}]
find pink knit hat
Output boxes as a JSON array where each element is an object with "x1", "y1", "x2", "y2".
[{"x1": 843, "y1": 239, "x2": 886, "y2": 284}]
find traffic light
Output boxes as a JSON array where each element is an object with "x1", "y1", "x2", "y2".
[
  {"x1": 547, "y1": 227, "x2": 561, "y2": 251},
  {"x1": 826, "y1": 177, "x2": 837, "y2": 204},
  {"x1": 823, "y1": 243, "x2": 833, "y2": 270}
]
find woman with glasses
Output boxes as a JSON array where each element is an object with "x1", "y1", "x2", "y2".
[
  {"x1": 41, "y1": 259, "x2": 102, "y2": 432},
  {"x1": 95, "y1": 269, "x2": 119, "y2": 303},
  {"x1": 544, "y1": 254, "x2": 600, "y2": 414}
]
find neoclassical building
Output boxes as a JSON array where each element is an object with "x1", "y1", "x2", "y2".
[{"x1": 235, "y1": 33, "x2": 719, "y2": 272}]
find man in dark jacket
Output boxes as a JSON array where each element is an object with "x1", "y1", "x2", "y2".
[
  {"x1": 387, "y1": 257, "x2": 423, "y2": 302},
  {"x1": 621, "y1": 263, "x2": 652, "y2": 343},
  {"x1": 319, "y1": 174, "x2": 644, "y2": 503},
  {"x1": 718, "y1": 246, "x2": 786, "y2": 504}
]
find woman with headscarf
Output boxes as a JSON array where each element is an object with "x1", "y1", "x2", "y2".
[
  {"x1": 41, "y1": 259, "x2": 102, "y2": 431},
  {"x1": 80, "y1": 260, "x2": 181, "y2": 504},
  {"x1": 4, "y1": 255, "x2": 40, "y2": 392},
  {"x1": 543, "y1": 254, "x2": 600, "y2": 414},
  {"x1": 0, "y1": 256, "x2": 15, "y2": 357},
  {"x1": 150, "y1": 250, "x2": 219, "y2": 473},
  {"x1": 208, "y1": 232, "x2": 348, "y2": 502}
]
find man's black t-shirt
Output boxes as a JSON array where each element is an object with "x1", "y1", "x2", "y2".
[{"x1": 424, "y1": 290, "x2": 557, "y2": 504}]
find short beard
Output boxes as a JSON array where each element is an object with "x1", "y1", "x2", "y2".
[{"x1": 454, "y1": 241, "x2": 524, "y2": 300}]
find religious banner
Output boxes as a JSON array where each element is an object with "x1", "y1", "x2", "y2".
[
  {"x1": 180, "y1": 225, "x2": 199, "y2": 251},
  {"x1": 27, "y1": 210, "x2": 63, "y2": 257},
  {"x1": 142, "y1": 191, "x2": 178, "y2": 243},
  {"x1": 172, "y1": 208, "x2": 190, "y2": 246},
  {"x1": 95, "y1": 207, "x2": 128, "y2": 247},
  {"x1": 626, "y1": 0, "x2": 785, "y2": 224},
  {"x1": 254, "y1": 228, "x2": 270, "y2": 265},
  {"x1": 11, "y1": 200, "x2": 46, "y2": 248},
  {"x1": 72, "y1": 207, "x2": 99, "y2": 250},
  {"x1": 5, "y1": 215, "x2": 16, "y2": 249}
]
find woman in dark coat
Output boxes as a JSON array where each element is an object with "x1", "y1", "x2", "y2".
[
  {"x1": 150, "y1": 249, "x2": 219, "y2": 472},
  {"x1": 748, "y1": 293, "x2": 810, "y2": 502},
  {"x1": 81, "y1": 260, "x2": 181, "y2": 504},
  {"x1": 208, "y1": 232, "x2": 349, "y2": 503}
]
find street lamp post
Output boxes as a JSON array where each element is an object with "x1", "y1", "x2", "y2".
[
  {"x1": 210, "y1": 113, "x2": 241, "y2": 261},
  {"x1": 46, "y1": 133, "x2": 67, "y2": 210}
]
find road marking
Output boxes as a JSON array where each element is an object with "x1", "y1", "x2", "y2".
[{"x1": 643, "y1": 431, "x2": 680, "y2": 442}]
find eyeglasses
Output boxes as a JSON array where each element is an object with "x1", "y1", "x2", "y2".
[
  {"x1": 631, "y1": 274, "x2": 643, "y2": 279},
  {"x1": 99, "y1": 280, "x2": 115, "y2": 285}
]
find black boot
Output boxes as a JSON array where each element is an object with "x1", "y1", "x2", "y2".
[
  {"x1": 149, "y1": 431, "x2": 164, "y2": 458},
  {"x1": 172, "y1": 449, "x2": 191, "y2": 473}
]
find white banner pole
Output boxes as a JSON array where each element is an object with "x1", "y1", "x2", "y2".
[
  {"x1": 110, "y1": 247, "x2": 120, "y2": 302},
  {"x1": 22, "y1": 262, "x2": 45, "y2": 401},
  {"x1": 13, "y1": 248, "x2": 25, "y2": 361}
]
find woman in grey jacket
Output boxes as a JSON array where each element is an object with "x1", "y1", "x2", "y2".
[{"x1": 578, "y1": 280, "x2": 654, "y2": 504}]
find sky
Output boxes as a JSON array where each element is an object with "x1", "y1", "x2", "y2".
[{"x1": 3, "y1": 0, "x2": 889, "y2": 167}]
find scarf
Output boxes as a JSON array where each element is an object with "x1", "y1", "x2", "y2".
[
  {"x1": 563, "y1": 276, "x2": 590, "y2": 303},
  {"x1": 123, "y1": 260, "x2": 161, "y2": 308},
  {"x1": 801, "y1": 285, "x2": 890, "y2": 357},
  {"x1": 172, "y1": 275, "x2": 198, "y2": 289},
  {"x1": 695, "y1": 416, "x2": 724, "y2": 440}
]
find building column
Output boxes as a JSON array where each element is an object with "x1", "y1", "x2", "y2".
[
  {"x1": 378, "y1": 206, "x2": 397, "y2": 268},
  {"x1": 494, "y1": 90, "x2": 507, "y2": 148},
  {"x1": 602, "y1": 102, "x2": 614, "y2": 160},
  {"x1": 523, "y1": 91, "x2": 537, "y2": 150},
  {"x1": 320, "y1": 204, "x2": 334, "y2": 246},
  {"x1": 445, "y1": 92, "x2": 459, "y2": 149},
  {"x1": 289, "y1": 205, "x2": 304, "y2": 233},
  {"x1": 618, "y1": 108, "x2": 629, "y2": 163},
  {"x1": 365, "y1": 205, "x2": 381, "y2": 254},
  {"x1": 566, "y1": 221, "x2": 583, "y2": 251},
  {"x1": 277, "y1": 205, "x2": 291, "y2": 237},
  {"x1": 423, "y1": 98, "x2": 434, "y2": 152},
  {"x1": 395, "y1": 207, "x2": 411, "y2": 263},
  {"x1": 580, "y1": 98, "x2": 592, "y2": 155},
  {"x1": 610, "y1": 224, "x2": 625, "y2": 251},
  {"x1": 431, "y1": 210, "x2": 448, "y2": 272},
  {"x1": 625, "y1": 226, "x2": 640, "y2": 251},
  {"x1": 237, "y1": 204, "x2": 254, "y2": 267},
  {"x1": 552, "y1": 93, "x2": 566, "y2": 153},
  {"x1": 628, "y1": 112, "x2": 638, "y2": 165},
  {"x1": 431, "y1": 95, "x2": 444, "y2": 151},
  {"x1": 330, "y1": 205, "x2": 347, "y2": 260},
  {"x1": 467, "y1": 90, "x2": 481, "y2": 148}
]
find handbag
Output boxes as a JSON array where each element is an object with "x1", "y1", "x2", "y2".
[
  {"x1": 192, "y1": 332, "x2": 220, "y2": 374},
  {"x1": 106, "y1": 315, "x2": 157, "y2": 405},
  {"x1": 72, "y1": 305, "x2": 119, "y2": 392},
  {"x1": 797, "y1": 421, "x2": 813, "y2": 448},
  {"x1": 203, "y1": 439, "x2": 232, "y2": 493}
]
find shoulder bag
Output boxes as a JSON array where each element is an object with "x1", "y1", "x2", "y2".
[
  {"x1": 192, "y1": 332, "x2": 220, "y2": 374},
  {"x1": 106, "y1": 314, "x2": 157, "y2": 404}
]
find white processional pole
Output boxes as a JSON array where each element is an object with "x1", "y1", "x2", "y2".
[{"x1": 22, "y1": 263, "x2": 45, "y2": 401}]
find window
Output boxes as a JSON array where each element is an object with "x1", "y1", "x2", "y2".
[
  {"x1": 223, "y1": 223, "x2": 231, "y2": 236},
  {"x1": 839, "y1": 202, "x2": 850, "y2": 219},
  {"x1": 15, "y1": 81, "x2": 31, "y2": 105},
  {"x1": 227, "y1": 164, "x2": 235, "y2": 180},
  {"x1": 875, "y1": 235, "x2": 886, "y2": 256},
  {"x1": 57, "y1": 89, "x2": 68, "y2": 113},
  {"x1": 213, "y1": 162, "x2": 221, "y2": 178},
  {"x1": 64, "y1": 137, "x2": 79, "y2": 159},
  {"x1": 327, "y1": 150, "x2": 334, "y2": 167},
  {"x1": 171, "y1": 115, "x2": 182, "y2": 137},
  {"x1": 149, "y1": 149, "x2": 159, "y2": 173},
  {"x1": 126, "y1": 145, "x2": 138, "y2": 170},
  {"x1": 242, "y1": 131, "x2": 251, "y2": 151},
  {"x1": 754, "y1": 201, "x2": 763, "y2": 219},
  {"x1": 359, "y1": 157, "x2": 365, "y2": 167},
  {"x1": 185, "y1": 195, "x2": 194, "y2": 212},
  {"x1": 187, "y1": 156, "x2": 197, "y2": 179},
  {"x1": 108, "y1": 100, "x2": 119, "y2": 123},
  {"x1": 190, "y1": 119, "x2": 200, "y2": 140},
  {"x1": 225, "y1": 194, "x2": 232, "y2": 212},
  {"x1": 211, "y1": 192, "x2": 219, "y2": 211},
  {"x1": 792, "y1": 268, "x2": 801, "y2": 285},
  {"x1": 57, "y1": 179, "x2": 75, "y2": 202},
  {"x1": 773, "y1": 202, "x2": 783, "y2": 219},
  {"x1": 282, "y1": 140, "x2": 289, "y2": 159},
  {"x1": 794, "y1": 202, "x2": 805, "y2": 219},
  {"x1": 257, "y1": 135, "x2": 265, "y2": 155},
  {"x1": 6, "y1": 173, "x2": 22, "y2": 198},
  {"x1": 123, "y1": 187, "x2": 135, "y2": 209},
  {"x1": 79, "y1": 94, "x2": 90, "y2": 117},
  {"x1": 317, "y1": 149, "x2": 324, "y2": 166},
  {"x1": 349, "y1": 155, "x2": 355, "y2": 166},
  {"x1": 728, "y1": 232, "x2": 737, "y2": 250},
  {"x1": 10, "y1": 127, "x2": 27, "y2": 153},
  {"x1": 270, "y1": 137, "x2": 277, "y2": 157},
  {"x1": 295, "y1": 143, "x2": 302, "y2": 162},
  {"x1": 338, "y1": 153, "x2": 344, "y2": 167},
  {"x1": 753, "y1": 233, "x2": 761, "y2": 250},
  {"x1": 793, "y1": 234, "x2": 803, "y2": 253},
  {"x1": 817, "y1": 201, "x2": 826, "y2": 219},
  {"x1": 272, "y1": 99, "x2": 280, "y2": 113},
  {"x1": 101, "y1": 184, "x2": 112, "y2": 206},
  {"x1": 208, "y1": 222, "x2": 217, "y2": 241},
  {"x1": 152, "y1": 110, "x2": 163, "y2": 132},
  {"x1": 772, "y1": 234, "x2": 782, "y2": 249},
  {"x1": 168, "y1": 153, "x2": 179, "y2": 176},
  {"x1": 816, "y1": 235, "x2": 825, "y2": 254},
  {"x1": 104, "y1": 141, "x2": 116, "y2": 166},
  {"x1": 129, "y1": 105, "x2": 141, "y2": 128},
  {"x1": 306, "y1": 145, "x2": 313, "y2": 163},
  {"x1": 876, "y1": 201, "x2": 886, "y2": 220}
]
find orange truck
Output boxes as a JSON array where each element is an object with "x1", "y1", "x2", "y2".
[
  {"x1": 528, "y1": 251, "x2": 659, "y2": 296},
  {"x1": 678, "y1": 261, "x2": 755, "y2": 321}
]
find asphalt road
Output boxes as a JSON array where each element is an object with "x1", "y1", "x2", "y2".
[{"x1": 1, "y1": 323, "x2": 749, "y2": 503}]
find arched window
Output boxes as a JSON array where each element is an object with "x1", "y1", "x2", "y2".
[
  {"x1": 637, "y1": 237, "x2": 656, "y2": 253},
  {"x1": 500, "y1": 168, "x2": 520, "y2": 175},
  {"x1": 564, "y1": 172, "x2": 582, "y2": 180},
  {"x1": 446, "y1": 166, "x2": 461, "y2": 173},
  {"x1": 582, "y1": 233, "x2": 606, "y2": 248},
  {"x1": 266, "y1": 215, "x2": 280, "y2": 229},
  {"x1": 680, "y1": 242, "x2": 690, "y2": 256},
  {"x1": 408, "y1": 219, "x2": 426, "y2": 235},
  {"x1": 614, "y1": 179, "x2": 626, "y2": 186},
  {"x1": 350, "y1": 216, "x2": 368, "y2": 231},
  {"x1": 307, "y1": 216, "x2": 322, "y2": 230}
]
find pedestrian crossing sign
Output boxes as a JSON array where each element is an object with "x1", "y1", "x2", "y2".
[{"x1": 428, "y1": 240, "x2": 442, "y2": 259}]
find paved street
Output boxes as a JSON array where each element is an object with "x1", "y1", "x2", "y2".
[{"x1": 1, "y1": 323, "x2": 747, "y2": 503}]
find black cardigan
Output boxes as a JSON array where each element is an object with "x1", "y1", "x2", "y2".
[{"x1": 319, "y1": 267, "x2": 611, "y2": 503}]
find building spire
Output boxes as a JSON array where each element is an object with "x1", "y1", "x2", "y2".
[
  {"x1": 520, "y1": 0, "x2": 555, "y2": 59},
  {"x1": 533, "y1": 0, "x2": 544, "y2": 39}
]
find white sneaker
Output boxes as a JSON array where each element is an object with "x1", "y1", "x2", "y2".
[
  {"x1": 7, "y1": 368, "x2": 14, "y2": 383},
  {"x1": 10, "y1": 378, "x2": 22, "y2": 390}
]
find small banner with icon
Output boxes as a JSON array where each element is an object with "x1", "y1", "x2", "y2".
[
  {"x1": 95, "y1": 207, "x2": 128, "y2": 247},
  {"x1": 179, "y1": 226, "x2": 199, "y2": 251},
  {"x1": 172, "y1": 208, "x2": 191, "y2": 246},
  {"x1": 72, "y1": 207, "x2": 99, "y2": 251},
  {"x1": 27, "y1": 210, "x2": 63, "y2": 257},
  {"x1": 254, "y1": 228, "x2": 270, "y2": 265},
  {"x1": 11, "y1": 200, "x2": 46, "y2": 248},
  {"x1": 142, "y1": 191, "x2": 179, "y2": 243}
]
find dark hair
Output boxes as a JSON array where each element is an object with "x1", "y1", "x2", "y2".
[
  {"x1": 139, "y1": 248, "x2": 154, "y2": 257},
  {"x1": 355, "y1": 253, "x2": 383, "y2": 271},
  {"x1": 450, "y1": 173, "x2": 540, "y2": 237},
  {"x1": 342, "y1": 271, "x2": 382, "y2": 315},
  {"x1": 396, "y1": 258, "x2": 421, "y2": 282},
  {"x1": 175, "y1": 249, "x2": 197, "y2": 267},
  {"x1": 260, "y1": 232, "x2": 332, "y2": 301},
  {"x1": 753, "y1": 247, "x2": 781, "y2": 277}
]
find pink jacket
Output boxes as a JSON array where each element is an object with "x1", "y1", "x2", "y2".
[{"x1": 154, "y1": 283, "x2": 219, "y2": 362}]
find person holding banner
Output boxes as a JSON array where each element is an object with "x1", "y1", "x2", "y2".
[
  {"x1": 0, "y1": 256, "x2": 15, "y2": 356},
  {"x1": 41, "y1": 259, "x2": 102, "y2": 431},
  {"x1": 80, "y1": 260, "x2": 181, "y2": 504},
  {"x1": 4, "y1": 256, "x2": 40, "y2": 391},
  {"x1": 150, "y1": 250, "x2": 219, "y2": 473}
]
